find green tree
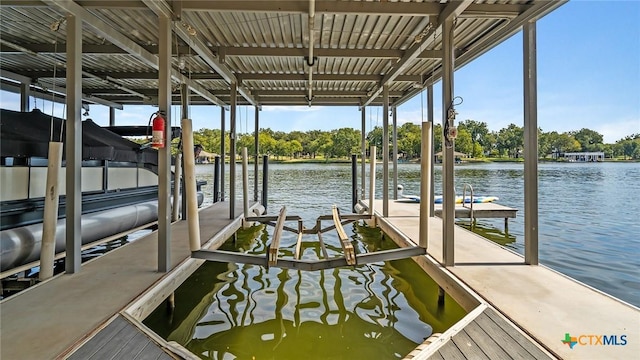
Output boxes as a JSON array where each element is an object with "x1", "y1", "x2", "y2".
[
  {"x1": 544, "y1": 131, "x2": 580, "y2": 157},
  {"x1": 310, "y1": 132, "x2": 333, "y2": 158},
  {"x1": 273, "y1": 139, "x2": 288, "y2": 159},
  {"x1": 454, "y1": 127, "x2": 473, "y2": 156},
  {"x1": 258, "y1": 131, "x2": 277, "y2": 155},
  {"x1": 331, "y1": 128, "x2": 361, "y2": 158},
  {"x1": 397, "y1": 122, "x2": 422, "y2": 159},
  {"x1": 290, "y1": 140, "x2": 303, "y2": 158},
  {"x1": 366, "y1": 126, "x2": 384, "y2": 154},
  {"x1": 237, "y1": 133, "x2": 254, "y2": 155},
  {"x1": 496, "y1": 124, "x2": 524, "y2": 158},
  {"x1": 458, "y1": 119, "x2": 489, "y2": 157},
  {"x1": 434, "y1": 123, "x2": 443, "y2": 155},
  {"x1": 571, "y1": 128, "x2": 604, "y2": 152},
  {"x1": 615, "y1": 134, "x2": 640, "y2": 159}
]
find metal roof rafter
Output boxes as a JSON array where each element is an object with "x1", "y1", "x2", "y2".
[
  {"x1": 40, "y1": 0, "x2": 225, "y2": 107},
  {"x1": 361, "y1": 0, "x2": 474, "y2": 108},
  {"x1": 395, "y1": 0, "x2": 567, "y2": 107},
  {"x1": 142, "y1": 0, "x2": 258, "y2": 107}
]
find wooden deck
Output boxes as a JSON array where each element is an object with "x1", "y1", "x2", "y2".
[
  {"x1": 66, "y1": 315, "x2": 173, "y2": 360},
  {"x1": 374, "y1": 200, "x2": 640, "y2": 360},
  {"x1": 406, "y1": 306, "x2": 554, "y2": 360},
  {"x1": 393, "y1": 199, "x2": 518, "y2": 220},
  {"x1": 0, "y1": 200, "x2": 254, "y2": 360}
]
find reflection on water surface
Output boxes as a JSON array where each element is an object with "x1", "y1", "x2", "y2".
[{"x1": 145, "y1": 223, "x2": 466, "y2": 360}]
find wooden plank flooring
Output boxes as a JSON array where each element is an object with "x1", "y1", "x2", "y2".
[
  {"x1": 0, "y1": 201, "x2": 252, "y2": 360},
  {"x1": 427, "y1": 307, "x2": 553, "y2": 360},
  {"x1": 67, "y1": 315, "x2": 172, "y2": 360}
]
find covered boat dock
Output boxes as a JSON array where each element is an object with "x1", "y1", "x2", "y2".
[{"x1": 4, "y1": 1, "x2": 636, "y2": 359}]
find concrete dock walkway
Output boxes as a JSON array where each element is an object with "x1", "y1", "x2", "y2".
[
  {"x1": 0, "y1": 201, "x2": 253, "y2": 360},
  {"x1": 375, "y1": 200, "x2": 639, "y2": 359}
]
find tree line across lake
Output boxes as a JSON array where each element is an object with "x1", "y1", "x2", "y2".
[{"x1": 177, "y1": 120, "x2": 639, "y2": 161}]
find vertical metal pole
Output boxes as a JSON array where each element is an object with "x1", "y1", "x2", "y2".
[
  {"x1": 20, "y1": 83, "x2": 30, "y2": 112},
  {"x1": 229, "y1": 82, "x2": 237, "y2": 219},
  {"x1": 427, "y1": 85, "x2": 435, "y2": 217},
  {"x1": 360, "y1": 106, "x2": 366, "y2": 200},
  {"x1": 242, "y1": 147, "x2": 249, "y2": 222},
  {"x1": 109, "y1": 107, "x2": 115, "y2": 126},
  {"x1": 157, "y1": 15, "x2": 172, "y2": 272},
  {"x1": 172, "y1": 153, "x2": 182, "y2": 221},
  {"x1": 419, "y1": 122, "x2": 432, "y2": 249},
  {"x1": 262, "y1": 154, "x2": 268, "y2": 213},
  {"x1": 213, "y1": 155, "x2": 220, "y2": 202},
  {"x1": 524, "y1": 21, "x2": 539, "y2": 265},
  {"x1": 382, "y1": 86, "x2": 389, "y2": 217},
  {"x1": 369, "y1": 146, "x2": 377, "y2": 216},
  {"x1": 254, "y1": 106, "x2": 260, "y2": 202},
  {"x1": 392, "y1": 106, "x2": 398, "y2": 200},
  {"x1": 65, "y1": 14, "x2": 82, "y2": 274},
  {"x1": 220, "y1": 107, "x2": 226, "y2": 201},
  {"x1": 351, "y1": 154, "x2": 357, "y2": 210},
  {"x1": 180, "y1": 83, "x2": 189, "y2": 220},
  {"x1": 442, "y1": 17, "x2": 455, "y2": 267}
]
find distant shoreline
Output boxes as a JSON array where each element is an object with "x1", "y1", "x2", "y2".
[{"x1": 198, "y1": 157, "x2": 639, "y2": 165}]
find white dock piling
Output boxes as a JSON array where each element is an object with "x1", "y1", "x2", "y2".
[
  {"x1": 172, "y1": 153, "x2": 182, "y2": 221},
  {"x1": 39, "y1": 142, "x2": 63, "y2": 280},
  {"x1": 419, "y1": 122, "x2": 432, "y2": 249},
  {"x1": 181, "y1": 119, "x2": 201, "y2": 251}
]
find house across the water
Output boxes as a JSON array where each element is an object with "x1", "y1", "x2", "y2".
[{"x1": 563, "y1": 151, "x2": 605, "y2": 162}]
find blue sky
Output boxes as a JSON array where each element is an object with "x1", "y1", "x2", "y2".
[{"x1": 1, "y1": 1, "x2": 638, "y2": 143}]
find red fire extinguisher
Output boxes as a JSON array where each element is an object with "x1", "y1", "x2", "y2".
[{"x1": 151, "y1": 112, "x2": 165, "y2": 149}]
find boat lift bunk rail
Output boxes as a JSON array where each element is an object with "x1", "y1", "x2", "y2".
[{"x1": 192, "y1": 207, "x2": 426, "y2": 271}]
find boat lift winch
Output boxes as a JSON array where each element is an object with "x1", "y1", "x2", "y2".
[{"x1": 192, "y1": 205, "x2": 426, "y2": 271}]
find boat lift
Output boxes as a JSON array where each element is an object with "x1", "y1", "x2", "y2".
[{"x1": 192, "y1": 205, "x2": 426, "y2": 271}]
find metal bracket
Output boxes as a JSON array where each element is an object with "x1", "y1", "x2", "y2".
[{"x1": 304, "y1": 56, "x2": 318, "y2": 67}]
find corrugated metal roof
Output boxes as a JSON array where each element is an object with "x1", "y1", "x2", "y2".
[{"x1": 0, "y1": 0, "x2": 567, "y2": 108}]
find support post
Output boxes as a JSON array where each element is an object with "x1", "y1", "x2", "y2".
[
  {"x1": 213, "y1": 155, "x2": 220, "y2": 202},
  {"x1": 220, "y1": 107, "x2": 226, "y2": 201},
  {"x1": 419, "y1": 122, "x2": 432, "y2": 249},
  {"x1": 427, "y1": 85, "x2": 435, "y2": 217},
  {"x1": 254, "y1": 106, "x2": 260, "y2": 202},
  {"x1": 360, "y1": 106, "x2": 366, "y2": 200},
  {"x1": 229, "y1": 82, "x2": 237, "y2": 219},
  {"x1": 180, "y1": 83, "x2": 190, "y2": 220},
  {"x1": 392, "y1": 106, "x2": 398, "y2": 200},
  {"x1": 524, "y1": 21, "x2": 539, "y2": 265},
  {"x1": 172, "y1": 153, "x2": 182, "y2": 221},
  {"x1": 20, "y1": 83, "x2": 30, "y2": 112},
  {"x1": 109, "y1": 107, "x2": 115, "y2": 126},
  {"x1": 442, "y1": 17, "x2": 455, "y2": 267},
  {"x1": 382, "y1": 86, "x2": 389, "y2": 217},
  {"x1": 242, "y1": 147, "x2": 250, "y2": 225},
  {"x1": 39, "y1": 142, "x2": 63, "y2": 280},
  {"x1": 368, "y1": 146, "x2": 377, "y2": 217},
  {"x1": 182, "y1": 118, "x2": 201, "y2": 252},
  {"x1": 351, "y1": 154, "x2": 357, "y2": 210},
  {"x1": 157, "y1": 15, "x2": 172, "y2": 272},
  {"x1": 65, "y1": 14, "x2": 82, "y2": 274},
  {"x1": 262, "y1": 154, "x2": 269, "y2": 213}
]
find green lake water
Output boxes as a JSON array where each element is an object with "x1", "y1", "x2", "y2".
[{"x1": 145, "y1": 161, "x2": 640, "y2": 359}]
